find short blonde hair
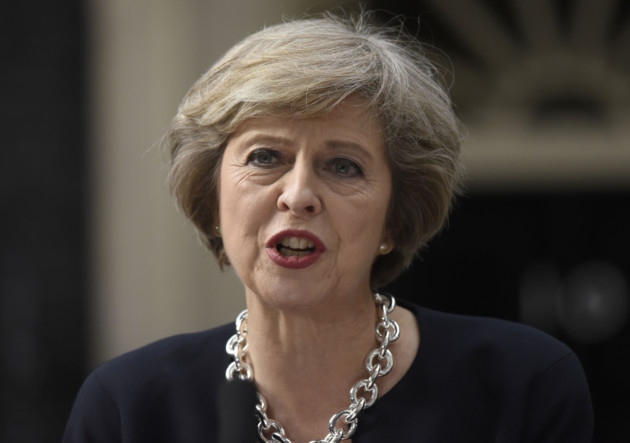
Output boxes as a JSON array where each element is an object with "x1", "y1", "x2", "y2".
[{"x1": 165, "y1": 11, "x2": 463, "y2": 288}]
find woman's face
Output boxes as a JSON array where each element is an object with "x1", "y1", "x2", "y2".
[{"x1": 219, "y1": 99, "x2": 392, "y2": 311}]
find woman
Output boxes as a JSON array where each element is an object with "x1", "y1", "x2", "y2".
[{"x1": 64, "y1": 11, "x2": 593, "y2": 443}]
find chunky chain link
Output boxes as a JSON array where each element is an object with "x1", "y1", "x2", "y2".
[
  {"x1": 225, "y1": 310, "x2": 252, "y2": 380},
  {"x1": 225, "y1": 292, "x2": 399, "y2": 443}
]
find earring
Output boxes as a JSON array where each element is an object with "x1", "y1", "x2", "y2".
[
  {"x1": 378, "y1": 242, "x2": 390, "y2": 255},
  {"x1": 214, "y1": 225, "x2": 222, "y2": 237}
]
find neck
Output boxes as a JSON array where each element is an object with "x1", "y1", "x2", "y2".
[
  {"x1": 231, "y1": 291, "x2": 420, "y2": 443},
  {"x1": 244, "y1": 291, "x2": 378, "y2": 441},
  {"x1": 246, "y1": 293, "x2": 378, "y2": 377}
]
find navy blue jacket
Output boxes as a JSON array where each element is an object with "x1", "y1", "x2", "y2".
[{"x1": 63, "y1": 302, "x2": 593, "y2": 442}]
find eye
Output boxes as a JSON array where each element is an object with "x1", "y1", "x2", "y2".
[
  {"x1": 326, "y1": 157, "x2": 363, "y2": 178},
  {"x1": 247, "y1": 149, "x2": 280, "y2": 167}
]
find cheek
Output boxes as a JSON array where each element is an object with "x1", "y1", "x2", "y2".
[
  {"x1": 337, "y1": 199, "x2": 389, "y2": 249},
  {"x1": 219, "y1": 183, "x2": 272, "y2": 254},
  {"x1": 219, "y1": 166, "x2": 258, "y2": 220}
]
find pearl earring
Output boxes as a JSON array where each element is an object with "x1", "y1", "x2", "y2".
[
  {"x1": 378, "y1": 242, "x2": 390, "y2": 255},
  {"x1": 214, "y1": 225, "x2": 222, "y2": 237}
]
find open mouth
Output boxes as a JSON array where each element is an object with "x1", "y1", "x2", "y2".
[{"x1": 276, "y1": 237, "x2": 316, "y2": 257}]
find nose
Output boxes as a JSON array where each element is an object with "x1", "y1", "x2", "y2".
[{"x1": 277, "y1": 159, "x2": 322, "y2": 216}]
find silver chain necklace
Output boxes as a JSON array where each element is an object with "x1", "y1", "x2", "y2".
[{"x1": 225, "y1": 292, "x2": 400, "y2": 443}]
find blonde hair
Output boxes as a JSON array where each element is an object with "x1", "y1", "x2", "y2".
[{"x1": 165, "y1": 11, "x2": 463, "y2": 288}]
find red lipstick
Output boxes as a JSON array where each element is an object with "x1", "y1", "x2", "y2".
[{"x1": 265, "y1": 230, "x2": 325, "y2": 269}]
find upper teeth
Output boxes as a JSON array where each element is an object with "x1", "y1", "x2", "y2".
[{"x1": 280, "y1": 237, "x2": 315, "y2": 250}]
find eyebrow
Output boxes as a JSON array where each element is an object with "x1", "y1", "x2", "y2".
[
  {"x1": 238, "y1": 134, "x2": 292, "y2": 147},
  {"x1": 324, "y1": 140, "x2": 375, "y2": 162},
  {"x1": 237, "y1": 132, "x2": 376, "y2": 162}
]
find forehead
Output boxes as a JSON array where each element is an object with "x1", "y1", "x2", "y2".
[{"x1": 229, "y1": 96, "x2": 384, "y2": 148}]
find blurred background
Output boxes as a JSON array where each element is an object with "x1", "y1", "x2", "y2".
[{"x1": 1, "y1": 0, "x2": 628, "y2": 441}]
